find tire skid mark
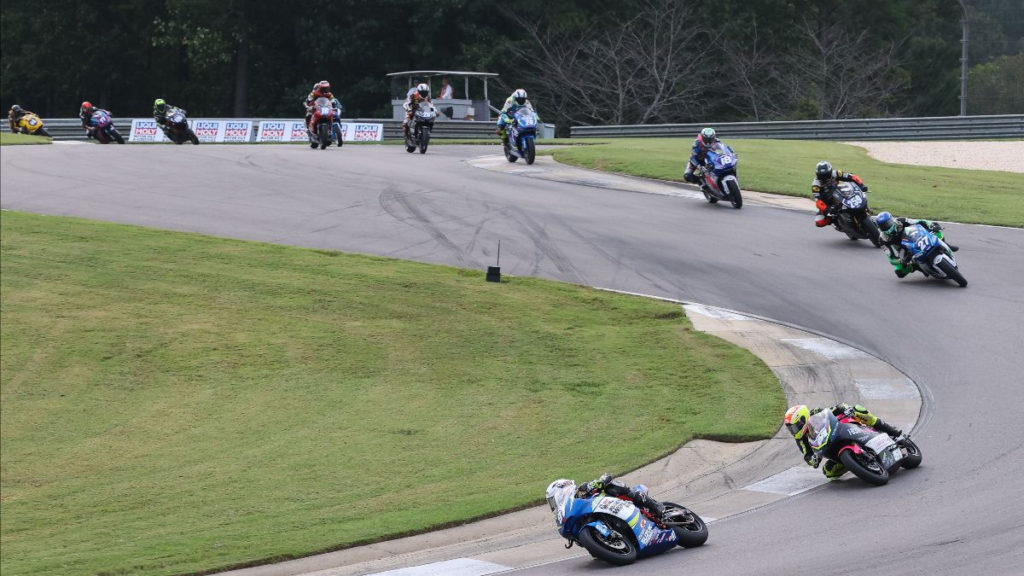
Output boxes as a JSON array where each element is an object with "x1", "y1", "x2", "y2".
[{"x1": 379, "y1": 186, "x2": 467, "y2": 266}]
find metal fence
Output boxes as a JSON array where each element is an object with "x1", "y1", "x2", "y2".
[
  {"x1": 570, "y1": 114, "x2": 1024, "y2": 140},
  {"x1": 29, "y1": 118, "x2": 510, "y2": 141}
]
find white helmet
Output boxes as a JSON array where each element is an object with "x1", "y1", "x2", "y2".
[
  {"x1": 513, "y1": 88, "x2": 528, "y2": 105},
  {"x1": 545, "y1": 479, "x2": 576, "y2": 513},
  {"x1": 416, "y1": 83, "x2": 430, "y2": 98}
]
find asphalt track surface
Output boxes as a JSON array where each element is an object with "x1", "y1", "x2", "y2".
[{"x1": 3, "y1": 143, "x2": 1024, "y2": 575}]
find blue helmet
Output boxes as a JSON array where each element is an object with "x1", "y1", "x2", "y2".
[{"x1": 876, "y1": 211, "x2": 899, "y2": 237}]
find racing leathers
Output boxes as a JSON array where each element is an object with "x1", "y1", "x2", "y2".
[
  {"x1": 577, "y1": 473, "x2": 667, "y2": 519},
  {"x1": 879, "y1": 217, "x2": 959, "y2": 278},
  {"x1": 683, "y1": 136, "x2": 720, "y2": 184},
  {"x1": 154, "y1": 103, "x2": 184, "y2": 138},
  {"x1": 304, "y1": 85, "x2": 336, "y2": 130},
  {"x1": 795, "y1": 404, "x2": 903, "y2": 479},
  {"x1": 7, "y1": 107, "x2": 32, "y2": 133},
  {"x1": 403, "y1": 93, "x2": 431, "y2": 140},
  {"x1": 80, "y1": 107, "x2": 111, "y2": 139},
  {"x1": 496, "y1": 95, "x2": 535, "y2": 147},
  {"x1": 812, "y1": 169, "x2": 866, "y2": 227}
]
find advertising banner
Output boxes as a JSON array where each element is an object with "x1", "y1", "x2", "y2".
[
  {"x1": 221, "y1": 120, "x2": 253, "y2": 142},
  {"x1": 344, "y1": 123, "x2": 384, "y2": 142},
  {"x1": 288, "y1": 121, "x2": 309, "y2": 142},
  {"x1": 256, "y1": 121, "x2": 288, "y2": 142},
  {"x1": 129, "y1": 119, "x2": 165, "y2": 142},
  {"x1": 191, "y1": 120, "x2": 222, "y2": 143},
  {"x1": 256, "y1": 120, "x2": 384, "y2": 143}
]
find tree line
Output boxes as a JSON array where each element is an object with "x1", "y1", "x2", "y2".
[{"x1": 1, "y1": 0, "x2": 1021, "y2": 131}]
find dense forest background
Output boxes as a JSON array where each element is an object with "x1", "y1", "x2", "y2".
[{"x1": 1, "y1": 0, "x2": 1021, "y2": 130}]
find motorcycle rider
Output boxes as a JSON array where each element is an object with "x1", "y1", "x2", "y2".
[
  {"x1": 7, "y1": 104, "x2": 33, "y2": 133},
  {"x1": 875, "y1": 211, "x2": 959, "y2": 278},
  {"x1": 784, "y1": 403, "x2": 903, "y2": 479},
  {"x1": 79, "y1": 101, "x2": 112, "y2": 139},
  {"x1": 683, "y1": 128, "x2": 720, "y2": 184},
  {"x1": 811, "y1": 161, "x2": 868, "y2": 227},
  {"x1": 304, "y1": 80, "x2": 335, "y2": 132},
  {"x1": 495, "y1": 88, "x2": 534, "y2": 148},
  {"x1": 153, "y1": 98, "x2": 184, "y2": 139},
  {"x1": 553, "y1": 473, "x2": 668, "y2": 519},
  {"x1": 403, "y1": 82, "x2": 432, "y2": 141}
]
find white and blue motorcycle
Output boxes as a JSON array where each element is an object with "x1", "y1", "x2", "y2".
[{"x1": 503, "y1": 107, "x2": 538, "y2": 165}]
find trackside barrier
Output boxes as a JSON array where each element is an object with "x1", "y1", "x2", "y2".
[
  {"x1": 570, "y1": 115, "x2": 1024, "y2": 140},
  {"x1": 255, "y1": 121, "x2": 384, "y2": 142}
]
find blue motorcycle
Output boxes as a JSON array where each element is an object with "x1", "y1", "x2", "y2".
[
  {"x1": 546, "y1": 479, "x2": 708, "y2": 566},
  {"x1": 898, "y1": 222, "x2": 967, "y2": 287},
  {"x1": 503, "y1": 107, "x2": 538, "y2": 165},
  {"x1": 697, "y1": 142, "x2": 743, "y2": 209}
]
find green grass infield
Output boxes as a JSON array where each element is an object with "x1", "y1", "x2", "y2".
[
  {"x1": 551, "y1": 138, "x2": 1023, "y2": 228},
  {"x1": 0, "y1": 210, "x2": 783, "y2": 576},
  {"x1": 0, "y1": 132, "x2": 52, "y2": 145}
]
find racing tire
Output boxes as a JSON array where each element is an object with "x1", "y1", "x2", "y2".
[
  {"x1": 861, "y1": 215, "x2": 882, "y2": 247},
  {"x1": 898, "y1": 438, "x2": 923, "y2": 469},
  {"x1": 577, "y1": 519, "x2": 637, "y2": 566},
  {"x1": 839, "y1": 449, "x2": 890, "y2": 486},
  {"x1": 419, "y1": 126, "x2": 430, "y2": 154},
  {"x1": 525, "y1": 136, "x2": 536, "y2": 165},
  {"x1": 727, "y1": 179, "x2": 743, "y2": 209},
  {"x1": 663, "y1": 502, "x2": 709, "y2": 548},
  {"x1": 112, "y1": 129, "x2": 125, "y2": 144},
  {"x1": 701, "y1": 185, "x2": 717, "y2": 204},
  {"x1": 504, "y1": 142, "x2": 517, "y2": 163},
  {"x1": 317, "y1": 123, "x2": 330, "y2": 150},
  {"x1": 37, "y1": 128, "x2": 52, "y2": 138},
  {"x1": 936, "y1": 259, "x2": 968, "y2": 287},
  {"x1": 187, "y1": 129, "x2": 199, "y2": 145}
]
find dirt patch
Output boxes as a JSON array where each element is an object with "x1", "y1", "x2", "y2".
[{"x1": 845, "y1": 140, "x2": 1024, "y2": 173}]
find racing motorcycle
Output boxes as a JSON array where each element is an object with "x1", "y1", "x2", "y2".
[
  {"x1": 88, "y1": 110, "x2": 125, "y2": 144},
  {"x1": 14, "y1": 112, "x2": 50, "y2": 137},
  {"x1": 307, "y1": 96, "x2": 340, "y2": 150},
  {"x1": 806, "y1": 409, "x2": 922, "y2": 486},
  {"x1": 546, "y1": 479, "x2": 708, "y2": 566},
  {"x1": 405, "y1": 101, "x2": 436, "y2": 154},
  {"x1": 503, "y1": 107, "x2": 538, "y2": 165},
  {"x1": 696, "y1": 141, "x2": 743, "y2": 209},
  {"x1": 826, "y1": 182, "x2": 880, "y2": 246},
  {"x1": 892, "y1": 222, "x2": 967, "y2": 287},
  {"x1": 164, "y1": 107, "x2": 199, "y2": 145}
]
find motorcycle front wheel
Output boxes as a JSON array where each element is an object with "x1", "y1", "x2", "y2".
[
  {"x1": 419, "y1": 126, "x2": 430, "y2": 154},
  {"x1": 936, "y1": 259, "x2": 968, "y2": 287},
  {"x1": 663, "y1": 502, "x2": 709, "y2": 548},
  {"x1": 726, "y1": 179, "x2": 743, "y2": 209},
  {"x1": 577, "y1": 520, "x2": 637, "y2": 566},
  {"x1": 839, "y1": 449, "x2": 890, "y2": 486},
  {"x1": 524, "y1": 136, "x2": 536, "y2": 164}
]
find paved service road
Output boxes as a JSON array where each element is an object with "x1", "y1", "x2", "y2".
[{"x1": 3, "y1": 144, "x2": 1023, "y2": 575}]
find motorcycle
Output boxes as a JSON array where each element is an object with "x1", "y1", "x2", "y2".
[
  {"x1": 806, "y1": 409, "x2": 922, "y2": 486},
  {"x1": 893, "y1": 222, "x2": 967, "y2": 287},
  {"x1": 405, "y1": 101, "x2": 436, "y2": 154},
  {"x1": 307, "y1": 96, "x2": 340, "y2": 150},
  {"x1": 546, "y1": 479, "x2": 708, "y2": 566},
  {"x1": 503, "y1": 107, "x2": 538, "y2": 165},
  {"x1": 827, "y1": 182, "x2": 881, "y2": 246},
  {"x1": 164, "y1": 107, "x2": 199, "y2": 145},
  {"x1": 89, "y1": 110, "x2": 125, "y2": 144},
  {"x1": 14, "y1": 112, "x2": 50, "y2": 137},
  {"x1": 696, "y1": 142, "x2": 743, "y2": 209}
]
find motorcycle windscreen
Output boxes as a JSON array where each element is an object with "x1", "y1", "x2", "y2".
[
  {"x1": 516, "y1": 109, "x2": 538, "y2": 128},
  {"x1": 709, "y1": 143, "x2": 736, "y2": 169},
  {"x1": 837, "y1": 183, "x2": 865, "y2": 209},
  {"x1": 807, "y1": 410, "x2": 836, "y2": 451}
]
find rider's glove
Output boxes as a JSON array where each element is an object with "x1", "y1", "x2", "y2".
[
  {"x1": 929, "y1": 222, "x2": 943, "y2": 232},
  {"x1": 861, "y1": 185, "x2": 869, "y2": 193}
]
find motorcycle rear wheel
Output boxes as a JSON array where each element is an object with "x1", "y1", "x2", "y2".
[
  {"x1": 898, "y1": 438, "x2": 923, "y2": 469},
  {"x1": 839, "y1": 449, "x2": 890, "y2": 486},
  {"x1": 937, "y1": 259, "x2": 968, "y2": 287},
  {"x1": 577, "y1": 520, "x2": 637, "y2": 566},
  {"x1": 663, "y1": 502, "x2": 709, "y2": 548},
  {"x1": 701, "y1": 185, "x2": 717, "y2": 204}
]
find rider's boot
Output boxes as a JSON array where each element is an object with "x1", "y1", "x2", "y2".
[
  {"x1": 873, "y1": 418, "x2": 903, "y2": 438},
  {"x1": 402, "y1": 123, "x2": 410, "y2": 140},
  {"x1": 633, "y1": 491, "x2": 666, "y2": 519}
]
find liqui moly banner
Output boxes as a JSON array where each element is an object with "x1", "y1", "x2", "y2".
[
  {"x1": 129, "y1": 119, "x2": 166, "y2": 142},
  {"x1": 256, "y1": 120, "x2": 384, "y2": 142},
  {"x1": 220, "y1": 120, "x2": 253, "y2": 142},
  {"x1": 191, "y1": 120, "x2": 221, "y2": 143}
]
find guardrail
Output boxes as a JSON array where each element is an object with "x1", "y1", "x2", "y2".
[
  {"x1": 23, "y1": 118, "x2": 512, "y2": 141},
  {"x1": 570, "y1": 114, "x2": 1024, "y2": 140}
]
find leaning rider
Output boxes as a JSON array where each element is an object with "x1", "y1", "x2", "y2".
[
  {"x1": 78, "y1": 101, "x2": 111, "y2": 139},
  {"x1": 7, "y1": 104, "x2": 35, "y2": 133},
  {"x1": 784, "y1": 403, "x2": 903, "y2": 479},
  {"x1": 683, "y1": 128, "x2": 719, "y2": 184},
  {"x1": 495, "y1": 88, "x2": 534, "y2": 148},
  {"x1": 304, "y1": 80, "x2": 335, "y2": 131},
  {"x1": 875, "y1": 211, "x2": 959, "y2": 278},
  {"x1": 573, "y1": 473, "x2": 667, "y2": 518},
  {"x1": 810, "y1": 161, "x2": 868, "y2": 228},
  {"x1": 153, "y1": 98, "x2": 184, "y2": 138},
  {"x1": 403, "y1": 83, "x2": 432, "y2": 140}
]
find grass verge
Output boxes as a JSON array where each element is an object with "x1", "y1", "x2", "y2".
[
  {"x1": 551, "y1": 139, "x2": 1024, "y2": 227},
  {"x1": 0, "y1": 210, "x2": 783, "y2": 576},
  {"x1": 0, "y1": 132, "x2": 52, "y2": 145}
]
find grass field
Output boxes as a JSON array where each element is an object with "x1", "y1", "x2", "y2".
[
  {"x1": 0, "y1": 211, "x2": 784, "y2": 576},
  {"x1": 551, "y1": 139, "x2": 1024, "y2": 228},
  {"x1": 0, "y1": 132, "x2": 52, "y2": 145}
]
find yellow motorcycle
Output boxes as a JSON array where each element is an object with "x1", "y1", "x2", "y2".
[{"x1": 14, "y1": 112, "x2": 51, "y2": 137}]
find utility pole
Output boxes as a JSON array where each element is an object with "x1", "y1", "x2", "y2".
[{"x1": 957, "y1": 0, "x2": 969, "y2": 116}]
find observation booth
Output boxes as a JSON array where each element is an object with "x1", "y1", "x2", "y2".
[{"x1": 387, "y1": 70, "x2": 500, "y2": 122}]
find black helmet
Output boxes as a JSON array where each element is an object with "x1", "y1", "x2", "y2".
[
  {"x1": 11, "y1": 104, "x2": 22, "y2": 114},
  {"x1": 815, "y1": 161, "x2": 833, "y2": 181}
]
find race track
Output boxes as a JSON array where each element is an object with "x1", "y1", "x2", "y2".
[{"x1": 2, "y1": 143, "x2": 1023, "y2": 576}]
